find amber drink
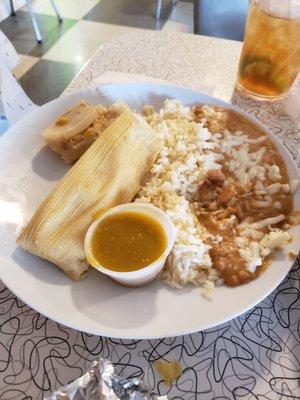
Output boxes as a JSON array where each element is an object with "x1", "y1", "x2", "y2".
[{"x1": 236, "y1": 0, "x2": 300, "y2": 99}]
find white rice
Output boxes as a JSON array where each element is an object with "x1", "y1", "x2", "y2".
[
  {"x1": 136, "y1": 100, "x2": 221, "y2": 289},
  {"x1": 137, "y1": 100, "x2": 293, "y2": 293}
]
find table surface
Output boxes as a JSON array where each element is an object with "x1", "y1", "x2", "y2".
[{"x1": 1, "y1": 30, "x2": 299, "y2": 400}]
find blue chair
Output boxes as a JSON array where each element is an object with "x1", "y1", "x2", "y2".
[{"x1": 194, "y1": 0, "x2": 249, "y2": 41}]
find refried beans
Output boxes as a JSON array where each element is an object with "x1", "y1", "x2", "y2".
[{"x1": 193, "y1": 105, "x2": 294, "y2": 287}]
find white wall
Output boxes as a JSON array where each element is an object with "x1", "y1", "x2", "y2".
[{"x1": 0, "y1": 0, "x2": 26, "y2": 22}]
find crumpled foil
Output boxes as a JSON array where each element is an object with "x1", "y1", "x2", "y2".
[{"x1": 45, "y1": 358, "x2": 166, "y2": 400}]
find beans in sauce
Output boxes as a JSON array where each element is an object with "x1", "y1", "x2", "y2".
[{"x1": 194, "y1": 105, "x2": 293, "y2": 286}]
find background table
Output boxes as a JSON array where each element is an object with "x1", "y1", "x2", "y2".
[{"x1": 0, "y1": 31, "x2": 299, "y2": 400}]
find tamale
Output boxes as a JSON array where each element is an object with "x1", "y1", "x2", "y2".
[
  {"x1": 42, "y1": 100, "x2": 98, "y2": 160},
  {"x1": 42, "y1": 100, "x2": 127, "y2": 163},
  {"x1": 17, "y1": 110, "x2": 162, "y2": 280}
]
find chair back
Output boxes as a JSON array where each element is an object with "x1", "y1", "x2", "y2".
[
  {"x1": 0, "y1": 30, "x2": 37, "y2": 135},
  {"x1": 0, "y1": 29, "x2": 19, "y2": 70},
  {"x1": 195, "y1": 0, "x2": 249, "y2": 41}
]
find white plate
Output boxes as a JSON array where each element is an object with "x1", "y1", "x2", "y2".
[{"x1": 0, "y1": 83, "x2": 299, "y2": 339}]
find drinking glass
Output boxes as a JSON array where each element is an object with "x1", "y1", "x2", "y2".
[{"x1": 236, "y1": 0, "x2": 300, "y2": 100}]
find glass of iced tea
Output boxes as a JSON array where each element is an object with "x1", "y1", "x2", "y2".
[{"x1": 236, "y1": 0, "x2": 300, "y2": 100}]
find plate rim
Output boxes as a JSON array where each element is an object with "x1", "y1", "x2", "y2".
[{"x1": 0, "y1": 82, "x2": 299, "y2": 339}]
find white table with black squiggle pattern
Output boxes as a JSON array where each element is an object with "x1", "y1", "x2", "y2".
[{"x1": 0, "y1": 31, "x2": 299, "y2": 400}]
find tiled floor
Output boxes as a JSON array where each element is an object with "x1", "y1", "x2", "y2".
[
  {"x1": 163, "y1": 1, "x2": 193, "y2": 33},
  {"x1": 0, "y1": 11, "x2": 76, "y2": 57},
  {"x1": 83, "y1": 0, "x2": 173, "y2": 29},
  {"x1": 0, "y1": 0, "x2": 194, "y2": 105},
  {"x1": 27, "y1": 0, "x2": 100, "y2": 20},
  {"x1": 43, "y1": 20, "x2": 142, "y2": 66},
  {"x1": 19, "y1": 59, "x2": 80, "y2": 105},
  {"x1": 0, "y1": 0, "x2": 246, "y2": 105},
  {"x1": 13, "y1": 54, "x2": 39, "y2": 80}
]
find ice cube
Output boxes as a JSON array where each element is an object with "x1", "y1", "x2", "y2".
[{"x1": 261, "y1": 0, "x2": 300, "y2": 19}]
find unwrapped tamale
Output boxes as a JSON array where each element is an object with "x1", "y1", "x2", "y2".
[
  {"x1": 17, "y1": 110, "x2": 162, "y2": 280},
  {"x1": 42, "y1": 100, "x2": 127, "y2": 163}
]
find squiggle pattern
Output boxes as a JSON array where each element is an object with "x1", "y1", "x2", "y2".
[
  {"x1": 0, "y1": 260, "x2": 299, "y2": 399},
  {"x1": 1, "y1": 31, "x2": 299, "y2": 400}
]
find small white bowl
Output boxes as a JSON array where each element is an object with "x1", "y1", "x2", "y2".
[{"x1": 84, "y1": 203, "x2": 176, "y2": 286}]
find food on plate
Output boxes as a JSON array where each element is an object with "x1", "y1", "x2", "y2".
[
  {"x1": 17, "y1": 97, "x2": 298, "y2": 294},
  {"x1": 86, "y1": 210, "x2": 167, "y2": 272},
  {"x1": 84, "y1": 203, "x2": 176, "y2": 286},
  {"x1": 42, "y1": 100, "x2": 126, "y2": 163},
  {"x1": 193, "y1": 105, "x2": 295, "y2": 286},
  {"x1": 139, "y1": 100, "x2": 298, "y2": 294},
  {"x1": 17, "y1": 110, "x2": 162, "y2": 280}
]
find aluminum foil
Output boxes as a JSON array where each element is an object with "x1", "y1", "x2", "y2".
[{"x1": 45, "y1": 358, "x2": 167, "y2": 400}]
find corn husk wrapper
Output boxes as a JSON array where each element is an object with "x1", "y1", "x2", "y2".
[{"x1": 17, "y1": 110, "x2": 162, "y2": 280}]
